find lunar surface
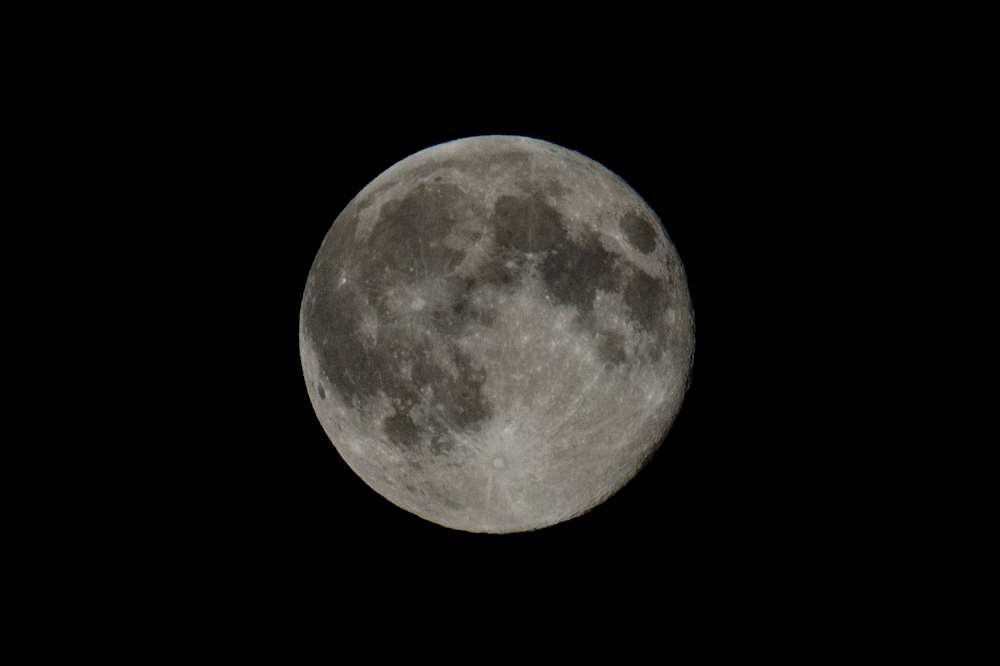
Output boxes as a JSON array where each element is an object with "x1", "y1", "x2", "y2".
[{"x1": 299, "y1": 136, "x2": 694, "y2": 533}]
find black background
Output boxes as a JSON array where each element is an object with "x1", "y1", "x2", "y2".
[
  {"x1": 162, "y1": 64, "x2": 851, "y2": 614},
  {"x1": 39, "y1": 14, "x2": 947, "y2": 650}
]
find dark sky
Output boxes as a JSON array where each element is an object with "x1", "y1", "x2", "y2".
[
  {"x1": 158, "y1": 68, "x2": 851, "y2": 610},
  {"x1": 42, "y1": 15, "x2": 917, "y2": 648}
]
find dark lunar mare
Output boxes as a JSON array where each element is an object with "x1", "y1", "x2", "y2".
[
  {"x1": 620, "y1": 212, "x2": 657, "y2": 254},
  {"x1": 481, "y1": 189, "x2": 674, "y2": 361},
  {"x1": 303, "y1": 181, "x2": 493, "y2": 456},
  {"x1": 303, "y1": 150, "x2": 676, "y2": 456}
]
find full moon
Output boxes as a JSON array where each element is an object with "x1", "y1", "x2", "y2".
[{"x1": 299, "y1": 136, "x2": 694, "y2": 533}]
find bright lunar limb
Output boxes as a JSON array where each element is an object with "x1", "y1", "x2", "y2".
[{"x1": 299, "y1": 136, "x2": 694, "y2": 533}]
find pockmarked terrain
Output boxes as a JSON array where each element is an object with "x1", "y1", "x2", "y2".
[{"x1": 300, "y1": 136, "x2": 694, "y2": 533}]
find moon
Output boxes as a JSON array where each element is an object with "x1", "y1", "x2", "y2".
[{"x1": 299, "y1": 136, "x2": 694, "y2": 533}]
